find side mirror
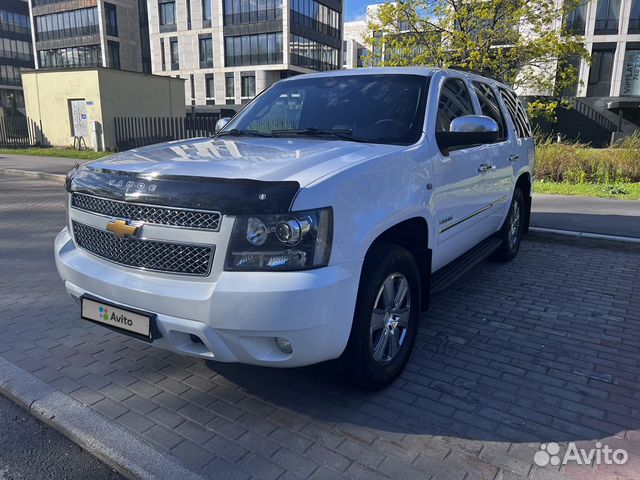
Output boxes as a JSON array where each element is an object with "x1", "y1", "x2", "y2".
[
  {"x1": 215, "y1": 117, "x2": 231, "y2": 133},
  {"x1": 436, "y1": 115, "x2": 499, "y2": 152}
]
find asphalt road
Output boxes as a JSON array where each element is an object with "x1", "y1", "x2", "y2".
[
  {"x1": 0, "y1": 395, "x2": 124, "y2": 480},
  {"x1": 531, "y1": 193, "x2": 640, "y2": 238}
]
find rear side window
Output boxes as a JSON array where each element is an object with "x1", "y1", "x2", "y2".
[
  {"x1": 436, "y1": 79, "x2": 474, "y2": 132},
  {"x1": 473, "y1": 82, "x2": 507, "y2": 141},
  {"x1": 499, "y1": 88, "x2": 532, "y2": 138}
]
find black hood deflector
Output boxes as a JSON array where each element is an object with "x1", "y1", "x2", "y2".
[{"x1": 68, "y1": 167, "x2": 300, "y2": 215}]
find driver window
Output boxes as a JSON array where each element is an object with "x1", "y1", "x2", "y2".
[{"x1": 436, "y1": 79, "x2": 474, "y2": 132}]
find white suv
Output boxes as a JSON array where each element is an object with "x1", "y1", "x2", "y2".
[{"x1": 55, "y1": 67, "x2": 534, "y2": 389}]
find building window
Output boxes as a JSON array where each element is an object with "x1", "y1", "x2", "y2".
[
  {"x1": 160, "y1": 39, "x2": 166, "y2": 70},
  {"x1": 587, "y1": 46, "x2": 616, "y2": 96},
  {"x1": 594, "y1": 0, "x2": 620, "y2": 34},
  {"x1": 170, "y1": 37, "x2": 179, "y2": 70},
  {"x1": 241, "y1": 73, "x2": 256, "y2": 98},
  {"x1": 290, "y1": 34, "x2": 339, "y2": 71},
  {"x1": 564, "y1": 2, "x2": 587, "y2": 35},
  {"x1": 159, "y1": 0, "x2": 177, "y2": 32},
  {"x1": 290, "y1": 0, "x2": 340, "y2": 39},
  {"x1": 0, "y1": 10, "x2": 30, "y2": 35},
  {"x1": 107, "y1": 40, "x2": 120, "y2": 69},
  {"x1": 225, "y1": 72, "x2": 235, "y2": 104},
  {"x1": 356, "y1": 47, "x2": 366, "y2": 67},
  {"x1": 34, "y1": 7, "x2": 99, "y2": 42},
  {"x1": 0, "y1": 39, "x2": 33, "y2": 62},
  {"x1": 630, "y1": 0, "x2": 640, "y2": 33},
  {"x1": 190, "y1": 74, "x2": 195, "y2": 105},
  {"x1": 205, "y1": 73, "x2": 215, "y2": 104},
  {"x1": 225, "y1": 32, "x2": 283, "y2": 67},
  {"x1": 105, "y1": 3, "x2": 118, "y2": 36},
  {"x1": 202, "y1": 0, "x2": 212, "y2": 26},
  {"x1": 557, "y1": 54, "x2": 581, "y2": 96},
  {"x1": 621, "y1": 49, "x2": 640, "y2": 96},
  {"x1": 199, "y1": 35, "x2": 213, "y2": 68},
  {"x1": 0, "y1": 65, "x2": 23, "y2": 86},
  {"x1": 38, "y1": 45, "x2": 102, "y2": 69},
  {"x1": 342, "y1": 40, "x2": 347, "y2": 66},
  {"x1": 186, "y1": 0, "x2": 192, "y2": 29},
  {"x1": 223, "y1": 0, "x2": 283, "y2": 25}
]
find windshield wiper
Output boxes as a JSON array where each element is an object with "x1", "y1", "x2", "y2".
[
  {"x1": 271, "y1": 127, "x2": 369, "y2": 143},
  {"x1": 215, "y1": 128, "x2": 273, "y2": 138}
]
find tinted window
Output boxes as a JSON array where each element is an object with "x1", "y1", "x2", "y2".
[
  {"x1": 226, "y1": 74, "x2": 429, "y2": 145},
  {"x1": 436, "y1": 79, "x2": 474, "y2": 132},
  {"x1": 499, "y1": 88, "x2": 531, "y2": 138},
  {"x1": 473, "y1": 82, "x2": 507, "y2": 141}
]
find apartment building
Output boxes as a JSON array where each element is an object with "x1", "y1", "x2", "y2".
[
  {"x1": 342, "y1": 4, "x2": 377, "y2": 70},
  {"x1": 28, "y1": 0, "x2": 151, "y2": 72},
  {"x1": 1, "y1": 0, "x2": 34, "y2": 115},
  {"x1": 147, "y1": 0, "x2": 343, "y2": 110}
]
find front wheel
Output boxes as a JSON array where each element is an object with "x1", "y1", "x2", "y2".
[
  {"x1": 339, "y1": 243, "x2": 421, "y2": 390},
  {"x1": 491, "y1": 187, "x2": 524, "y2": 262}
]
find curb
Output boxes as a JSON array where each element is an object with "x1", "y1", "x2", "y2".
[
  {"x1": 0, "y1": 356, "x2": 206, "y2": 480},
  {"x1": 0, "y1": 168, "x2": 65, "y2": 183},
  {"x1": 529, "y1": 226, "x2": 640, "y2": 244}
]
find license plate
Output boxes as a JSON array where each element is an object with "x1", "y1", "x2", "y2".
[{"x1": 81, "y1": 296, "x2": 152, "y2": 338}]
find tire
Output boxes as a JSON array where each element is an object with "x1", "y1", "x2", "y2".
[
  {"x1": 491, "y1": 187, "x2": 525, "y2": 262},
  {"x1": 340, "y1": 243, "x2": 421, "y2": 390}
]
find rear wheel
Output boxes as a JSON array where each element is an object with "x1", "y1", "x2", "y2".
[
  {"x1": 340, "y1": 243, "x2": 420, "y2": 390},
  {"x1": 491, "y1": 187, "x2": 524, "y2": 262}
]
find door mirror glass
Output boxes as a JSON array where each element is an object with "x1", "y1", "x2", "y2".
[
  {"x1": 436, "y1": 115, "x2": 499, "y2": 152},
  {"x1": 215, "y1": 117, "x2": 231, "y2": 133}
]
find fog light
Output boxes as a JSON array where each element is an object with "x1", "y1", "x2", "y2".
[{"x1": 275, "y1": 337, "x2": 293, "y2": 354}]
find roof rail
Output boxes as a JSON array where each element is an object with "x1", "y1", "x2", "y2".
[{"x1": 448, "y1": 66, "x2": 506, "y2": 85}]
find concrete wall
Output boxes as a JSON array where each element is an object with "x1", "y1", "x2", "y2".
[{"x1": 22, "y1": 67, "x2": 184, "y2": 150}]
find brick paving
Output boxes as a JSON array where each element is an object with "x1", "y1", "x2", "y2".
[{"x1": 1, "y1": 175, "x2": 639, "y2": 480}]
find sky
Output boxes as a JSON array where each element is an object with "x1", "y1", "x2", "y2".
[{"x1": 346, "y1": 0, "x2": 383, "y2": 22}]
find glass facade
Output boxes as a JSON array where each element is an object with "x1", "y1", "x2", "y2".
[
  {"x1": 0, "y1": 38, "x2": 32, "y2": 62},
  {"x1": 0, "y1": 65, "x2": 22, "y2": 86},
  {"x1": 199, "y1": 35, "x2": 213, "y2": 68},
  {"x1": 594, "y1": 0, "x2": 620, "y2": 34},
  {"x1": 290, "y1": 34, "x2": 338, "y2": 71},
  {"x1": 105, "y1": 3, "x2": 118, "y2": 37},
  {"x1": 290, "y1": 0, "x2": 340, "y2": 39},
  {"x1": 225, "y1": 32, "x2": 283, "y2": 66},
  {"x1": 0, "y1": 10, "x2": 30, "y2": 35},
  {"x1": 223, "y1": 0, "x2": 283, "y2": 25},
  {"x1": 565, "y1": 2, "x2": 587, "y2": 34},
  {"x1": 38, "y1": 45, "x2": 102, "y2": 69},
  {"x1": 35, "y1": 8, "x2": 99, "y2": 42},
  {"x1": 621, "y1": 49, "x2": 640, "y2": 96},
  {"x1": 630, "y1": 0, "x2": 640, "y2": 33}
]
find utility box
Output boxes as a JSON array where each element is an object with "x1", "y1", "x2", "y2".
[{"x1": 21, "y1": 68, "x2": 185, "y2": 151}]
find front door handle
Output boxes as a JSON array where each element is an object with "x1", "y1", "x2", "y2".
[
  {"x1": 478, "y1": 164, "x2": 496, "y2": 172},
  {"x1": 509, "y1": 154, "x2": 519, "y2": 162}
]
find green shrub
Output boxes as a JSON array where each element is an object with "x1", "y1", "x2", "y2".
[{"x1": 535, "y1": 138, "x2": 640, "y2": 184}]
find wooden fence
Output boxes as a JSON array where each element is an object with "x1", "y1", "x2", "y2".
[
  {"x1": 114, "y1": 115, "x2": 221, "y2": 151},
  {"x1": 0, "y1": 115, "x2": 40, "y2": 148}
]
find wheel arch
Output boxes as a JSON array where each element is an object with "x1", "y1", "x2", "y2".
[
  {"x1": 365, "y1": 217, "x2": 431, "y2": 312},
  {"x1": 515, "y1": 171, "x2": 532, "y2": 233}
]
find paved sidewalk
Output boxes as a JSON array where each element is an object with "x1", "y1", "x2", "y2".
[
  {"x1": 0, "y1": 152, "x2": 93, "y2": 175},
  {"x1": 1, "y1": 175, "x2": 640, "y2": 480},
  {"x1": 531, "y1": 194, "x2": 640, "y2": 238}
]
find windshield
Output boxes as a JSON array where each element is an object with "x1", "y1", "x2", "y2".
[{"x1": 222, "y1": 74, "x2": 430, "y2": 145}]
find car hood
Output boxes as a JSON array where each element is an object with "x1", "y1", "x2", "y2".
[{"x1": 85, "y1": 136, "x2": 401, "y2": 187}]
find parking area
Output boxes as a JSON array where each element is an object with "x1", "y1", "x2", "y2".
[{"x1": 1, "y1": 175, "x2": 639, "y2": 480}]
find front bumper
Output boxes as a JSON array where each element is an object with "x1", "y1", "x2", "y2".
[{"x1": 55, "y1": 228, "x2": 362, "y2": 367}]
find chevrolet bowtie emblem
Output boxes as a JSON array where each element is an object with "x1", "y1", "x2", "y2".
[{"x1": 106, "y1": 219, "x2": 141, "y2": 239}]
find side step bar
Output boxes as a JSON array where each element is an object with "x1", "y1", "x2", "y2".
[{"x1": 430, "y1": 236, "x2": 503, "y2": 296}]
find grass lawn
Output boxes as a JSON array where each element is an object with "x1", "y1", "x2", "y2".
[
  {"x1": 0, "y1": 147, "x2": 111, "y2": 161},
  {"x1": 535, "y1": 181, "x2": 640, "y2": 200}
]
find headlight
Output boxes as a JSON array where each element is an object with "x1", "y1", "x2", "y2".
[{"x1": 225, "y1": 207, "x2": 332, "y2": 271}]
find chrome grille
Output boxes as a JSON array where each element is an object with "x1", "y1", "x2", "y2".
[
  {"x1": 72, "y1": 221, "x2": 214, "y2": 276},
  {"x1": 71, "y1": 193, "x2": 221, "y2": 231}
]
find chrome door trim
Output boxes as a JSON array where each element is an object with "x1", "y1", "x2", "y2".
[{"x1": 438, "y1": 194, "x2": 509, "y2": 234}]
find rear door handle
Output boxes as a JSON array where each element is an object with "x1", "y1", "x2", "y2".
[
  {"x1": 509, "y1": 154, "x2": 519, "y2": 162},
  {"x1": 478, "y1": 164, "x2": 496, "y2": 172}
]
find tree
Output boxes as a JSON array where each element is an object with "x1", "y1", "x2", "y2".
[{"x1": 365, "y1": 0, "x2": 590, "y2": 119}]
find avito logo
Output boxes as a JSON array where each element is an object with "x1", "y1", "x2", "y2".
[{"x1": 98, "y1": 305, "x2": 133, "y2": 326}]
